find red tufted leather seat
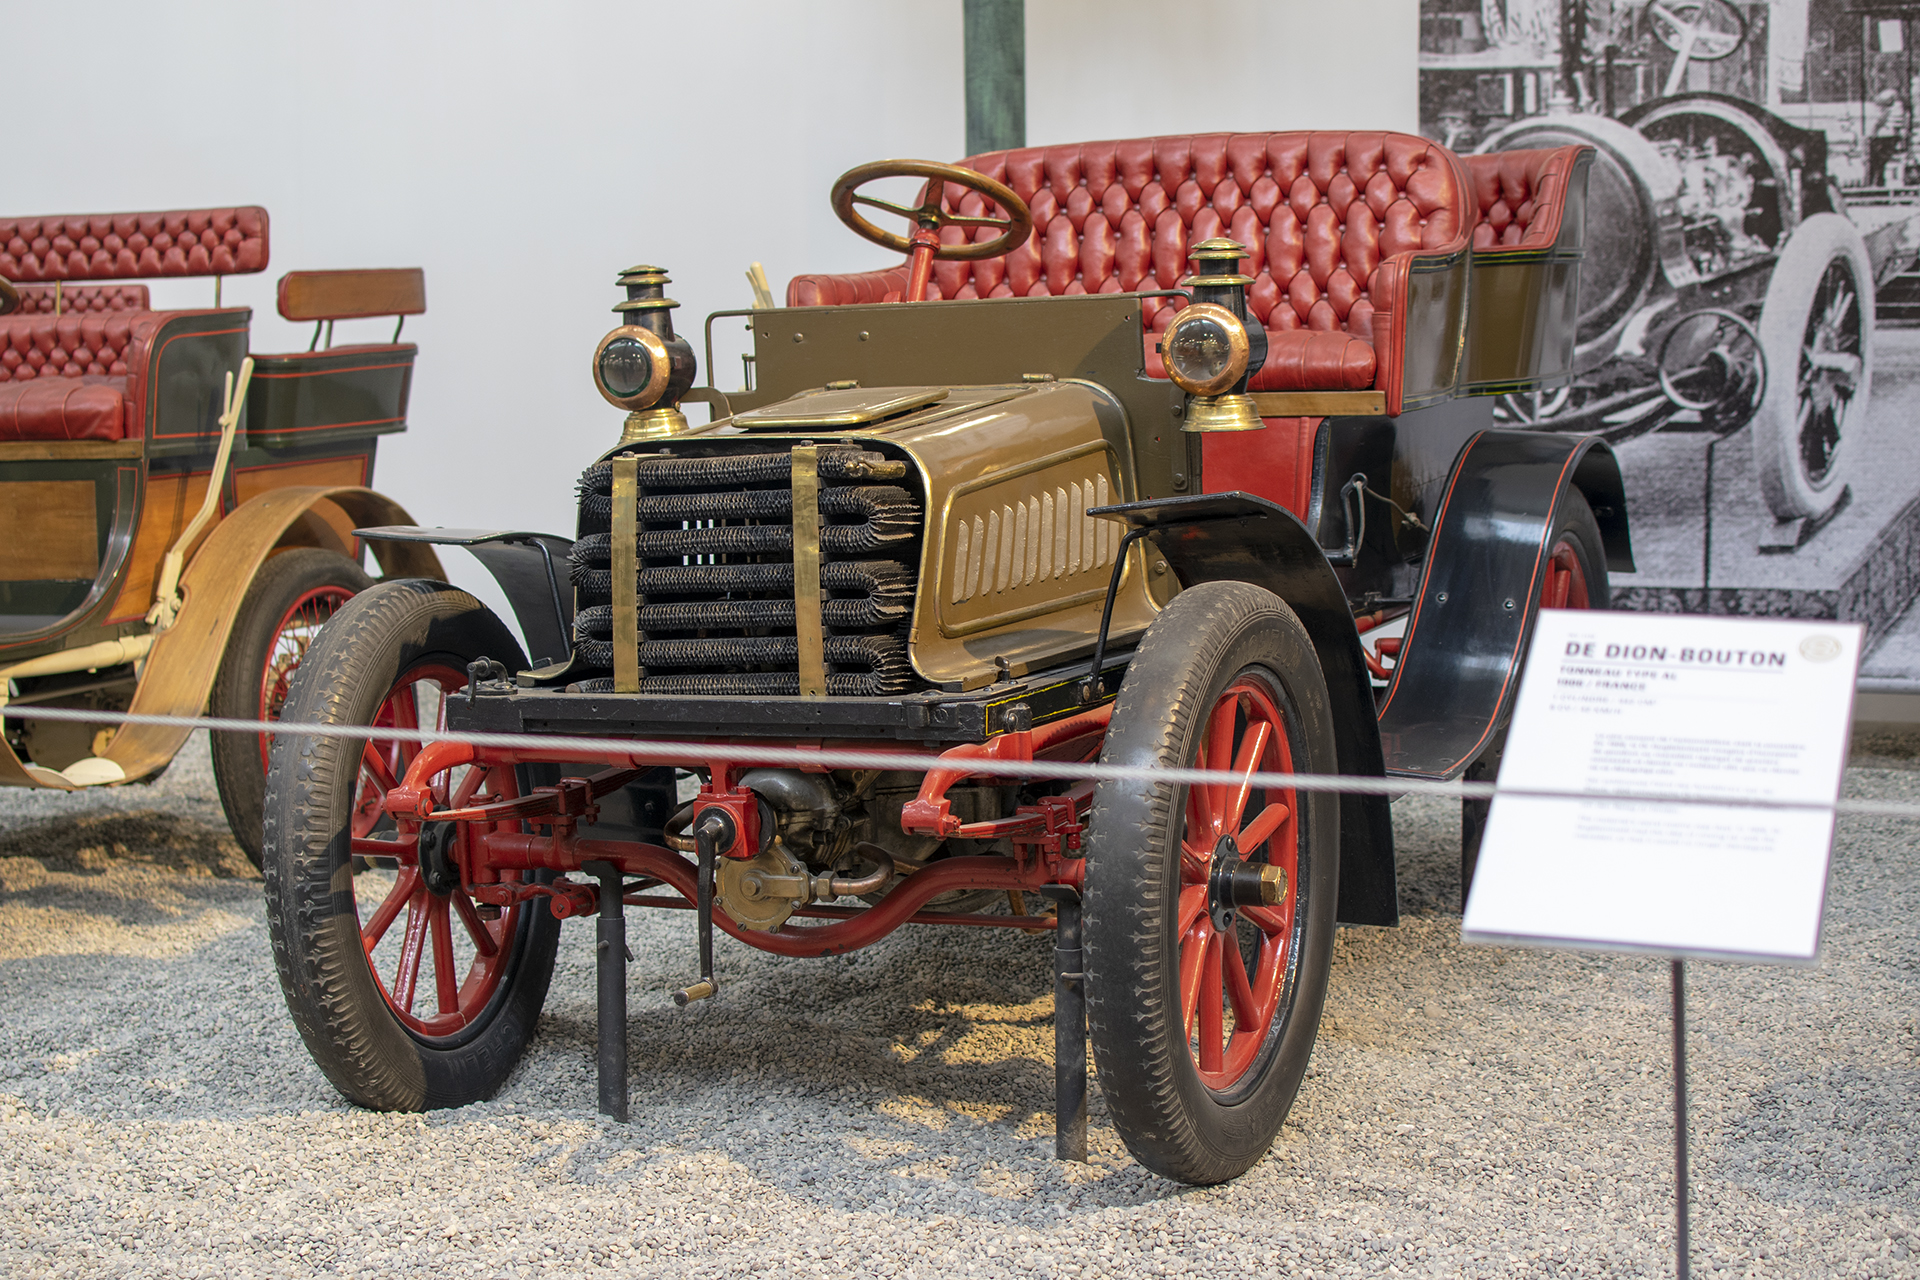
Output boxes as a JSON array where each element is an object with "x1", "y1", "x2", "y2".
[
  {"x1": 0, "y1": 208, "x2": 268, "y2": 283},
  {"x1": 0, "y1": 309, "x2": 162, "y2": 441},
  {"x1": 1465, "y1": 147, "x2": 1587, "y2": 250},
  {"x1": 788, "y1": 133, "x2": 1476, "y2": 403},
  {"x1": 10, "y1": 284, "x2": 150, "y2": 315},
  {"x1": 0, "y1": 208, "x2": 269, "y2": 442},
  {"x1": 0, "y1": 381, "x2": 124, "y2": 441}
]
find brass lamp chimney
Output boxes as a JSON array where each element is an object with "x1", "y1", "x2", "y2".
[
  {"x1": 1177, "y1": 238, "x2": 1266, "y2": 433},
  {"x1": 595, "y1": 264, "x2": 699, "y2": 445}
]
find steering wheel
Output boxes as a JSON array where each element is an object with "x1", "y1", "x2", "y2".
[
  {"x1": 830, "y1": 160, "x2": 1033, "y2": 304},
  {"x1": 832, "y1": 159, "x2": 1032, "y2": 261},
  {"x1": 0, "y1": 277, "x2": 17, "y2": 318}
]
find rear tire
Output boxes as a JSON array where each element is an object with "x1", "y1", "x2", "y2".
[
  {"x1": 211, "y1": 547, "x2": 372, "y2": 867},
  {"x1": 262, "y1": 579, "x2": 559, "y2": 1111},
  {"x1": 1540, "y1": 485, "x2": 1608, "y2": 612},
  {"x1": 1085, "y1": 581, "x2": 1340, "y2": 1184}
]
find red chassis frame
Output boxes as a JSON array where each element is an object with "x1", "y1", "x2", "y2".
[{"x1": 370, "y1": 704, "x2": 1114, "y2": 959}]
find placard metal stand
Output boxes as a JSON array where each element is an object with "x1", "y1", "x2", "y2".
[
  {"x1": 1671, "y1": 960, "x2": 1689, "y2": 1280},
  {"x1": 1462, "y1": 611, "x2": 1861, "y2": 1279}
]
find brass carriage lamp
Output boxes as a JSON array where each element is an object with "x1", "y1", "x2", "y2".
[
  {"x1": 1166, "y1": 237, "x2": 1266, "y2": 432},
  {"x1": 593, "y1": 264, "x2": 699, "y2": 444}
]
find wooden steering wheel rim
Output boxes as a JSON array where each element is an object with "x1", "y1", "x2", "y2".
[
  {"x1": 830, "y1": 159, "x2": 1033, "y2": 262},
  {"x1": 0, "y1": 277, "x2": 17, "y2": 318}
]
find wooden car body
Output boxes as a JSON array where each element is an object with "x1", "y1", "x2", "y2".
[{"x1": 0, "y1": 208, "x2": 439, "y2": 793}]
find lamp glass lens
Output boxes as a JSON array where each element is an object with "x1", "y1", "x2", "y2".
[
  {"x1": 599, "y1": 337, "x2": 654, "y2": 399},
  {"x1": 1166, "y1": 316, "x2": 1236, "y2": 389}
]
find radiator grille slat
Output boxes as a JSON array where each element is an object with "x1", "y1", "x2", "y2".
[{"x1": 567, "y1": 446, "x2": 924, "y2": 696}]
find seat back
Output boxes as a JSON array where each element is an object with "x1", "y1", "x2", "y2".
[
  {"x1": 9, "y1": 284, "x2": 150, "y2": 314},
  {"x1": 1464, "y1": 147, "x2": 1589, "y2": 251},
  {"x1": 277, "y1": 268, "x2": 426, "y2": 323},
  {"x1": 794, "y1": 134, "x2": 1472, "y2": 332},
  {"x1": 0, "y1": 207, "x2": 268, "y2": 282}
]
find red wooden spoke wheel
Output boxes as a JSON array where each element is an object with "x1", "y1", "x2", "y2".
[
  {"x1": 1176, "y1": 677, "x2": 1299, "y2": 1091},
  {"x1": 349, "y1": 662, "x2": 531, "y2": 1038},
  {"x1": 262, "y1": 580, "x2": 558, "y2": 1111},
  {"x1": 254, "y1": 584, "x2": 358, "y2": 772},
  {"x1": 1086, "y1": 582, "x2": 1340, "y2": 1186},
  {"x1": 211, "y1": 548, "x2": 372, "y2": 867},
  {"x1": 1540, "y1": 536, "x2": 1591, "y2": 611}
]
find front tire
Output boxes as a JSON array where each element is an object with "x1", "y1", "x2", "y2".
[
  {"x1": 1752, "y1": 213, "x2": 1872, "y2": 521},
  {"x1": 211, "y1": 547, "x2": 373, "y2": 867},
  {"x1": 1085, "y1": 581, "x2": 1340, "y2": 1184},
  {"x1": 262, "y1": 579, "x2": 559, "y2": 1111}
]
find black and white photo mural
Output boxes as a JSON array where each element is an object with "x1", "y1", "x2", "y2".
[{"x1": 1420, "y1": 0, "x2": 1920, "y2": 688}]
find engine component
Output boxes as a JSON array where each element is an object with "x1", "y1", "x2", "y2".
[{"x1": 715, "y1": 839, "x2": 896, "y2": 932}]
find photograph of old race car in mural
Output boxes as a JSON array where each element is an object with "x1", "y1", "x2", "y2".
[
  {"x1": 1422, "y1": 0, "x2": 1920, "y2": 667},
  {"x1": 0, "y1": 206, "x2": 442, "y2": 864}
]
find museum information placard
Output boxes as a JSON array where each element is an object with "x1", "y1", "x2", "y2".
[{"x1": 1462, "y1": 611, "x2": 1862, "y2": 962}]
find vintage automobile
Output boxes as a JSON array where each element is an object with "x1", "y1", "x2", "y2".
[
  {"x1": 1484, "y1": 93, "x2": 1906, "y2": 551},
  {"x1": 262, "y1": 132, "x2": 1632, "y2": 1186},
  {"x1": 0, "y1": 206, "x2": 441, "y2": 863}
]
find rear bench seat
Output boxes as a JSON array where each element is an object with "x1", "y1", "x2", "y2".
[
  {"x1": 243, "y1": 269, "x2": 426, "y2": 447},
  {"x1": 789, "y1": 132, "x2": 1479, "y2": 409},
  {"x1": 0, "y1": 208, "x2": 267, "y2": 442}
]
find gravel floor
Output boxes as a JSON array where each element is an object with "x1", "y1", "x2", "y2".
[{"x1": 0, "y1": 732, "x2": 1915, "y2": 1278}]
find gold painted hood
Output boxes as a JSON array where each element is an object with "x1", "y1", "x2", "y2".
[{"x1": 717, "y1": 379, "x2": 1165, "y2": 691}]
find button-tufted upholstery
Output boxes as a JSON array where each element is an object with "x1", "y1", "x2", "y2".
[
  {"x1": 11, "y1": 284, "x2": 151, "y2": 314},
  {"x1": 0, "y1": 207, "x2": 268, "y2": 283},
  {"x1": 789, "y1": 133, "x2": 1474, "y2": 402},
  {"x1": 0, "y1": 308, "x2": 170, "y2": 441},
  {"x1": 1, "y1": 312, "x2": 143, "y2": 382},
  {"x1": 1465, "y1": 147, "x2": 1586, "y2": 251}
]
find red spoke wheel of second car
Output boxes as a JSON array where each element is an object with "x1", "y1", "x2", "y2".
[
  {"x1": 1539, "y1": 487, "x2": 1607, "y2": 615},
  {"x1": 210, "y1": 548, "x2": 372, "y2": 867},
  {"x1": 262, "y1": 579, "x2": 560, "y2": 1112},
  {"x1": 1086, "y1": 581, "x2": 1340, "y2": 1186}
]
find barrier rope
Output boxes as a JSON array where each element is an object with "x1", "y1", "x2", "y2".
[{"x1": 4, "y1": 702, "x2": 1916, "y2": 818}]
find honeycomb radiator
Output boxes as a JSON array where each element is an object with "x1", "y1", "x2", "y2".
[{"x1": 568, "y1": 447, "x2": 923, "y2": 695}]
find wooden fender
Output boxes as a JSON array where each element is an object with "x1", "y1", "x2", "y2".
[{"x1": 12, "y1": 487, "x2": 444, "y2": 789}]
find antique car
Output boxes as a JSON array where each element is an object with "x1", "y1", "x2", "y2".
[
  {"x1": 0, "y1": 206, "x2": 441, "y2": 863},
  {"x1": 1483, "y1": 94, "x2": 1905, "y2": 551},
  {"x1": 261, "y1": 132, "x2": 1632, "y2": 1186}
]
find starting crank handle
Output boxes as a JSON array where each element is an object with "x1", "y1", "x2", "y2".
[{"x1": 674, "y1": 810, "x2": 733, "y2": 1006}]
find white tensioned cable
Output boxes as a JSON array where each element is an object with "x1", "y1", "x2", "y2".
[{"x1": 6, "y1": 703, "x2": 1919, "y2": 819}]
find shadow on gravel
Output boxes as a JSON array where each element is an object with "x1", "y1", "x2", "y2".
[
  {"x1": 0, "y1": 811, "x2": 254, "y2": 880},
  {"x1": 1716, "y1": 1058, "x2": 1920, "y2": 1205}
]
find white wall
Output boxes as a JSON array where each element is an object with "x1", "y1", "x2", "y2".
[{"x1": 7, "y1": 0, "x2": 1415, "y2": 631}]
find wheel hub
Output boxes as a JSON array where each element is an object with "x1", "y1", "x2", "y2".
[
  {"x1": 1206, "y1": 836, "x2": 1288, "y2": 930},
  {"x1": 418, "y1": 821, "x2": 460, "y2": 897}
]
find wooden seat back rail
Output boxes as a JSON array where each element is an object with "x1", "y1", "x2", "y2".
[{"x1": 277, "y1": 269, "x2": 427, "y2": 349}]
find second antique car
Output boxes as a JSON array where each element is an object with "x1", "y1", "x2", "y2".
[
  {"x1": 261, "y1": 131, "x2": 1631, "y2": 1186},
  {"x1": 0, "y1": 206, "x2": 443, "y2": 863}
]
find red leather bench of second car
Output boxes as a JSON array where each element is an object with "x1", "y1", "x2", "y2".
[
  {"x1": 0, "y1": 209, "x2": 267, "y2": 445},
  {"x1": 0, "y1": 208, "x2": 423, "y2": 450}
]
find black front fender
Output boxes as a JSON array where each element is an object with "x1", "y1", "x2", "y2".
[
  {"x1": 355, "y1": 526, "x2": 575, "y2": 669},
  {"x1": 1092, "y1": 494, "x2": 1397, "y2": 928}
]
